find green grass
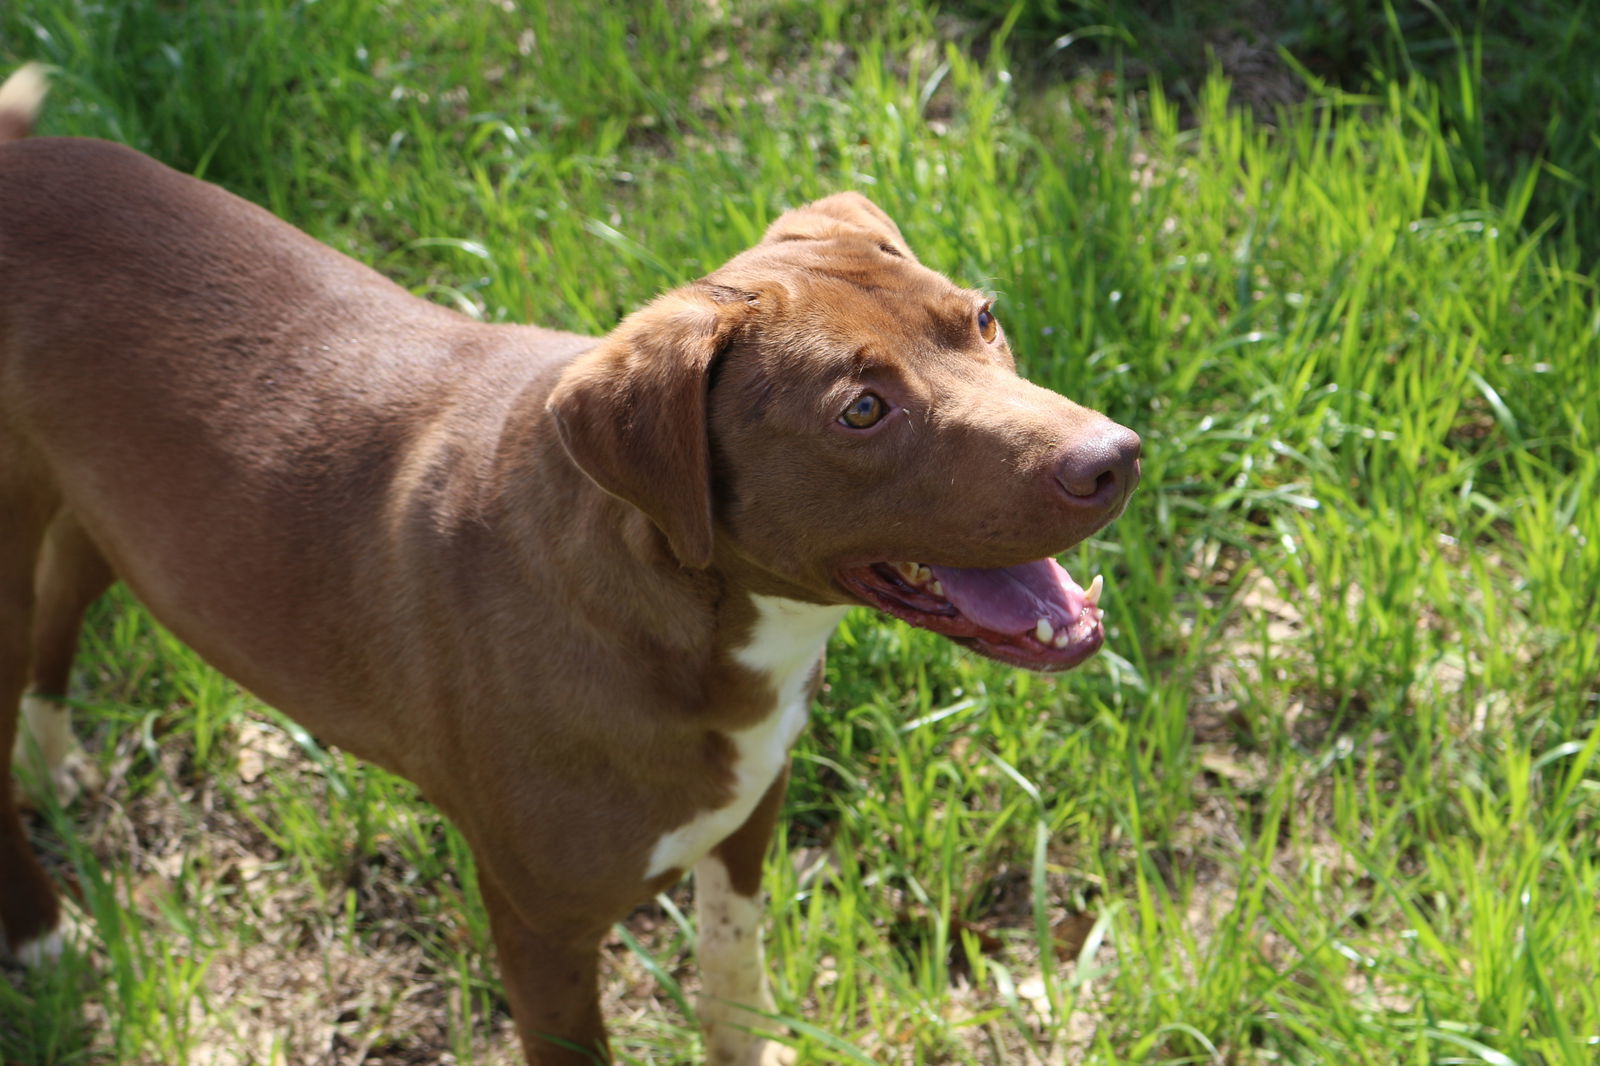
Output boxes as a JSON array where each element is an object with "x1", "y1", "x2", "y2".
[{"x1": 3, "y1": 1, "x2": 1599, "y2": 1063}]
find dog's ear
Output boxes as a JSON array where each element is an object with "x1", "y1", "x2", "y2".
[
  {"x1": 547, "y1": 285, "x2": 751, "y2": 569},
  {"x1": 761, "y1": 191, "x2": 918, "y2": 262}
]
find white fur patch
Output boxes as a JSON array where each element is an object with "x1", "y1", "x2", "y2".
[
  {"x1": 645, "y1": 596, "x2": 847, "y2": 879},
  {"x1": 695, "y1": 855, "x2": 793, "y2": 1065},
  {"x1": 0, "y1": 63, "x2": 48, "y2": 129},
  {"x1": 16, "y1": 693, "x2": 74, "y2": 772},
  {"x1": 13, "y1": 693, "x2": 101, "y2": 806},
  {"x1": 15, "y1": 926, "x2": 65, "y2": 969}
]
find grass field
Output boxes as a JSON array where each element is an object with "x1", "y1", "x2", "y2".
[{"x1": 3, "y1": 1, "x2": 1598, "y2": 1063}]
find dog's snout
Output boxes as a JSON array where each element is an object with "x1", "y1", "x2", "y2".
[{"x1": 1055, "y1": 423, "x2": 1142, "y2": 506}]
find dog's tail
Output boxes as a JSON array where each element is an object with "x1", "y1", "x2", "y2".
[{"x1": 0, "y1": 63, "x2": 48, "y2": 144}]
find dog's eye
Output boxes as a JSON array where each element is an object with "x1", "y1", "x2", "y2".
[
  {"x1": 839, "y1": 392, "x2": 887, "y2": 429},
  {"x1": 977, "y1": 308, "x2": 999, "y2": 343}
]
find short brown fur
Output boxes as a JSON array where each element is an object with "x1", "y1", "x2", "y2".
[{"x1": 0, "y1": 80, "x2": 1138, "y2": 1065}]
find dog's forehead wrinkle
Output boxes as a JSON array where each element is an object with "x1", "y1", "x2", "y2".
[
  {"x1": 717, "y1": 241, "x2": 943, "y2": 298},
  {"x1": 714, "y1": 289, "x2": 999, "y2": 431},
  {"x1": 718, "y1": 330, "x2": 851, "y2": 422}
]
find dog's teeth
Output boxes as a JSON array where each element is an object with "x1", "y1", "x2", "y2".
[
  {"x1": 916, "y1": 564, "x2": 933, "y2": 584},
  {"x1": 1084, "y1": 574, "x2": 1104, "y2": 608},
  {"x1": 1053, "y1": 630, "x2": 1071, "y2": 649},
  {"x1": 1034, "y1": 618, "x2": 1054, "y2": 644},
  {"x1": 896, "y1": 561, "x2": 919, "y2": 582},
  {"x1": 930, "y1": 580, "x2": 944, "y2": 596}
]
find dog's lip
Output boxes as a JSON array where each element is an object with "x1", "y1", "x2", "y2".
[
  {"x1": 833, "y1": 558, "x2": 1106, "y2": 673},
  {"x1": 950, "y1": 627, "x2": 1104, "y2": 672}
]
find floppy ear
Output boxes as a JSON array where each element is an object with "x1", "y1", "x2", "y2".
[
  {"x1": 546, "y1": 285, "x2": 748, "y2": 569},
  {"x1": 761, "y1": 191, "x2": 919, "y2": 262}
]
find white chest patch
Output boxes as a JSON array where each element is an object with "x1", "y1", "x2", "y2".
[{"x1": 645, "y1": 596, "x2": 849, "y2": 879}]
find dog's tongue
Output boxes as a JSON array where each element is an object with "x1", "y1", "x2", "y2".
[{"x1": 928, "y1": 559, "x2": 1086, "y2": 635}]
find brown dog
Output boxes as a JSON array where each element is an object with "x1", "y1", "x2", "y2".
[{"x1": 0, "y1": 65, "x2": 1139, "y2": 1064}]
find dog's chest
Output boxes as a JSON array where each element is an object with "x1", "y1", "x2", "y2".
[{"x1": 644, "y1": 596, "x2": 849, "y2": 879}]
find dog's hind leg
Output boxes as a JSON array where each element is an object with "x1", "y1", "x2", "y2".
[
  {"x1": 15, "y1": 510, "x2": 113, "y2": 805},
  {"x1": 0, "y1": 486, "x2": 64, "y2": 963}
]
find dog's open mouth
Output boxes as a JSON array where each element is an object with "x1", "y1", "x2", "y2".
[{"x1": 837, "y1": 558, "x2": 1105, "y2": 672}]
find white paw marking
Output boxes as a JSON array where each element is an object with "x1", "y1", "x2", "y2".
[
  {"x1": 16, "y1": 694, "x2": 74, "y2": 770},
  {"x1": 15, "y1": 927, "x2": 65, "y2": 969},
  {"x1": 756, "y1": 1043, "x2": 797, "y2": 1066},
  {"x1": 645, "y1": 596, "x2": 846, "y2": 878},
  {"x1": 696, "y1": 857, "x2": 790, "y2": 1066},
  {"x1": 13, "y1": 694, "x2": 100, "y2": 806}
]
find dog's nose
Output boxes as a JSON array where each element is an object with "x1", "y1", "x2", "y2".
[{"x1": 1055, "y1": 423, "x2": 1142, "y2": 507}]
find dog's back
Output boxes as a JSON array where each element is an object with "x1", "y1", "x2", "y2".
[{"x1": 0, "y1": 82, "x2": 596, "y2": 775}]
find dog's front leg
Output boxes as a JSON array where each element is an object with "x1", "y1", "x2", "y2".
[
  {"x1": 695, "y1": 771, "x2": 795, "y2": 1066},
  {"x1": 480, "y1": 876, "x2": 611, "y2": 1065}
]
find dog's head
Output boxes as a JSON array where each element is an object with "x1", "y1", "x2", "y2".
[{"x1": 548, "y1": 193, "x2": 1139, "y2": 671}]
